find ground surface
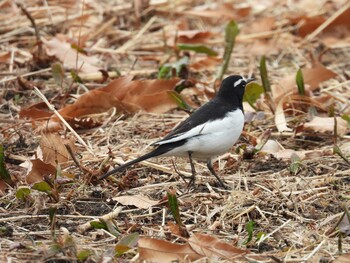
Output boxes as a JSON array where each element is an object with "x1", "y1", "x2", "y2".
[{"x1": 0, "y1": 0, "x2": 350, "y2": 262}]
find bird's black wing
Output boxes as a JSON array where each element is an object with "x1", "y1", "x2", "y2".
[{"x1": 153, "y1": 99, "x2": 234, "y2": 145}]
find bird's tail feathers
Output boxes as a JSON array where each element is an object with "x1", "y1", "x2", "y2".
[{"x1": 98, "y1": 146, "x2": 168, "y2": 180}]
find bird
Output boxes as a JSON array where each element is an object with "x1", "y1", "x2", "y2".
[{"x1": 99, "y1": 75, "x2": 254, "y2": 188}]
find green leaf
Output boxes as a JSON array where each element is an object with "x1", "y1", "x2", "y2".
[
  {"x1": 115, "y1": 244, "x2": 131, "y2": 257},
  {"x1": 158, "y1": 65, "x2": 172, "y2": 79},
  {"x1": 168, "y1": 91, "x2": 193, "y2": 113},
  {"x1": 70, "y1": 70, "x2": 83, "y2": 83},
  {"x1": 90, "y1": 221, "x2": 108, "y2": 230},
  {"x1": 32, "y1": 181, "x2": 52, "y2": 193},
  {"x1": 296, "y1": 68, "x2": 305, "y2": 96},
  {"x1": 244, "y1": 221, "x2": 255, "y2": 245},
  {"x1": 51, "y1": 62, "x2": 65, "y2": 87},
  {"x1": 115, "y1": 233, "x2": 139, "y2": 257},
  {"x1": 341, "y1": 114, "x2": 350, "y2": 127},
  {"x1": 0, "y1": 145, "x2": 13, "y2": 186},
  {"x1": 158, "y1": 56, "x2": 189, "y2": 79},
  {"x1": 256, "y1": 232, "x2": 266, "y2": 242},
  {"x1": 290, "y1": 153, "x2": 301, "y2": 174},
  {"x1": 243, "y1": 83, "x2": 264, "y2": 109},
  {"x1": 167, "y1": 190, "x2": 182, "y2": 226},
  {"x1": 77, "y1": 249, "x2": 93, "y2": 261},
  {"x1": 177, "y1": 44, "x2": 218, "y2": 56},
  {"x1": 16, "y1": 187, "x2": 31, "y2": 200},
  {"x1": 105, "y1": 220, "x2": 121, "y2": 237},
  {"x1": 259, "y1": 55, "x2": 271, "y2": 92},
  {"x1": 217, "y1": 20, "x2": 239, "y2": 81}
]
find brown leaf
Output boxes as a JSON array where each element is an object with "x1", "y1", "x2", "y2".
[
  {"x1": 40, "y1": 133, "x2": 73, "y2": 167},
  {"x1": 289, "y1": 15, "x2": 326, "y2": 37},
  {"x1": 272, "y1": 64, "x2": 337, "y2": 100},
  {"x1": 190, "y1": 234, "x2": 248, "y2": 257},
  {"x1": 244, "y1": 17, "x2": 276, "y2": 34},
  {"x1": 113, "y1": 194, "x2": 159, "y2": 209},
  {"x1": 188, "y1": 233, "x2": 248, "y2": 260},
  {"x1": 301, "y1": 116, "x2": 348, "y2": 136},
  {"x1": 176, "y1": 30, "x2": 215, "y2": 44},
  {"x1": 26, "y1": 159, "x2": 56, "y2": 184},
  {"x1": 167, "y1": 222, "x2": 190, "y2": 238},
  {"x1": 58, "y1": 77, "x2": 180, "y2": 120},
  {"x1": 19, "y1": 102, "x2": 53, "y2": 120},
  {"x1": 42, "y1": 36, "x2": 101, "y2": 73},
  {"x1": 138, "y1": 237, "x2": 202, "y2": 262},
  {"x1": 190, "y1": 57, "x2": 222, "y2": 72}
]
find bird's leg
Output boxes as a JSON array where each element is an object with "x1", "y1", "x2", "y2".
[
  {"x1": 171, "y1": 159, "x2": 189, "y2": 184},
  {"x1": 206, "y1": 159, "x2": 227, "y2": 189},
  {"x1": 187, "y1": 151, "x2": 196, "y2": 188}
]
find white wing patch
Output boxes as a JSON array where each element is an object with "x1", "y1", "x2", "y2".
[
  {"x1": 234, "y1": 78, "x2": 244, "y2": 87},
  {"x1": 154, "y1": 110, "x2": 243, "y2": 146}
]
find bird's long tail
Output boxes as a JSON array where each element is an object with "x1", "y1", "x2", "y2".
[{"x1": 98, "y1": 146, "x2": 169, "y2": 180}]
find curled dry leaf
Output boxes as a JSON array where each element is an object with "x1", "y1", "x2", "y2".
[
  {"x1": 272, "y1": 64, "x2": 337, "y2": 100},
  {"x1": 176, "y1": 30, "x2": 215, "y2": 44},
  {"x1": 274, "y1": 93, "x2": 292, "y2": 132},
  {"x1": 138, "y1": 237, "x2": 202, "y2": 263},
  {"x1": 25, "y1": 76, "x2": 185, "y2": 131},
  {"x1": 26, "y1": 159, "x2": 56, "y2": 184},
  {"x1": 113, "y1": 194, "x2": 159, "y2": 209},
  {"x1": 42, "y1": 36, "x2": 101, "y2": 73},
  {"x1": 301, "y1": 116, "x2": 348, "y2": 136},
  {"x1": 188, "y1": 233, "x2": 248, "y2": 260},
  {"x1": 40, "y1": 133, "x2": 74, "y2": 167}
]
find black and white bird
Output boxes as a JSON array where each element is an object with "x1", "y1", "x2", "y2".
[{"x1": 99, "y1": 75, "x2": 253, "y2": 188}]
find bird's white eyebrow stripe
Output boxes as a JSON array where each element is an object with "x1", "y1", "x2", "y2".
[{"x1": 234, "y1": 78, "x2": 244, "y2": 87}]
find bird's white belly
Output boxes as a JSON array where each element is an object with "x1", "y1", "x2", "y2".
[{"x1": 163, "y1": 110, "x2": 244, "y2": 160}]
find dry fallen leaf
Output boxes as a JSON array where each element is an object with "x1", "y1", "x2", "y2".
[
  {"x1": 188, "y1": 233, "x2": 248, "y2": 260},
  {"x1": 26, "y1": 159, "x2": 56, "y2": 184},
  {"x1": 274, "y1": 94, "x2": 292, "y2": 132},
  {"x1": 301, "y1": 116, "x2": 348, "y2": 136},
  {"x1": 19, "y1": 102, "x2": 53, "y2": 121},
  {"x1": 176, "y1": 30, "x2": 215, "y2": 44},
  {"x1": 138, "y1": 237, "x2": 202, "y2": 262},
  {"x1": 289, "y1": 15, "x2": 326, "y2": 37},
  {"x1": 190, "y1": 57, "x2": 222, "y2": 72},
  {"x1": 272, "y1": 64, "x2": 337, "y2": 100},
  {"x1": 21, "y1": 76, "x2": 187, "y2": 131},
  {"x1": 113, "y1": 194, "x2": 159, "y2": 209},
  {"x1": 39, "y1": 133, "x2": 74, "y2": 167},
  {"x1": 43, "y1": 36, "x2": 101, "y2": 73}
]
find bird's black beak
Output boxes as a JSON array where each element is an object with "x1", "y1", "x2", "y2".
[{"x1": 246, "y1": 77, "x2": 255, "y2": 84}]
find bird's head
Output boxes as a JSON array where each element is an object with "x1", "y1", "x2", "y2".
[{"x1": 217, "y1": 75, "x2": 254, "y2": 110}]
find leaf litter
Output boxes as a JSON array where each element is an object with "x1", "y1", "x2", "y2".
[{"x1": 1, "y1": 0, "x2": 350, "y2": 262}]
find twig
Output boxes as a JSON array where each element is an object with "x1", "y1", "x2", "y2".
[
  {"x1": 33, "y1": 87, "x2": 95, "y2": 156},
  {"x1": 16, "y1": 2, "x2": 43, "y2": 56},
  {"x1": 302, "y1": 239, "x2": 326, "y2": 261},
  {"x1": 77, "y1": 206, "x2": 123, "y2": 233},
  {"x1": 257, "y1": 219, "x2": 291, "y2": 245}
]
